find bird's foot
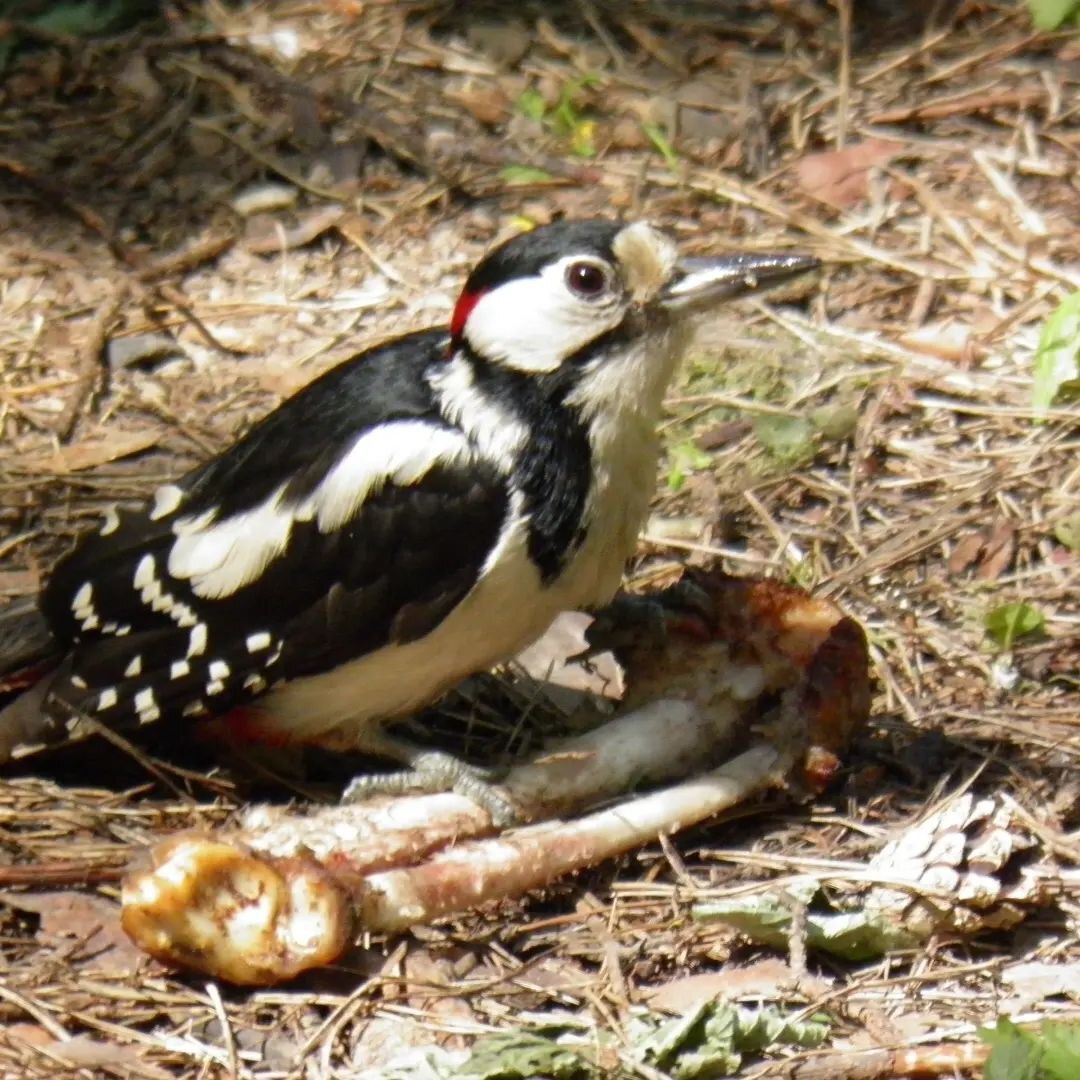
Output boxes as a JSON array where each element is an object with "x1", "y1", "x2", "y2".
[{"x1": 342, "y1": 749, "x2": 520, "y2": 828}]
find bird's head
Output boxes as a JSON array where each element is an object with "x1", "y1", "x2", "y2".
[{"x1": 448, "y1": 220, "x2": 818, "y2": 387}]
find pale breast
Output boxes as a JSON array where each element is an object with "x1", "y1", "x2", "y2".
[
  {"x1": 253, "y1": 426, "x2": 660, "y2": 746},
  {"x1": 256, "y1": 335, "x2": 675, "y2": 745},
  {"x1": 253, "y1": 517, "x2": 562, "y2": 744}
]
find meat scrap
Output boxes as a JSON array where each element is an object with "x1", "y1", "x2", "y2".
[{"x1": 121, "y1": 571, "x2": 871, "y2": 985}]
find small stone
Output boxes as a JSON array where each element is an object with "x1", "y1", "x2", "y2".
[{"x1": 231, "y1": 183, "x2": 299, "y2": 217}]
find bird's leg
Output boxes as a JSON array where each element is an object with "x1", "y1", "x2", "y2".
[{"x1": 341, "y1": 730, "x2": 520, "y2": 828}]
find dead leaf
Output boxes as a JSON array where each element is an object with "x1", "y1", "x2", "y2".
[
  {"x1": 2, "y1": 891, "x2": 147, "y2": 973},
  {"x1": 645, "y1": 959, "x2": 832, "y2": 1012},
  {"x1": 0, "y1": 569, "x2": 40, "y2": 597},
  {"x1": 231, "y1": 182, "x2": 299, "y2": 217},
  {"x1": 1002, "y1": 961, "x2": 1080, "y2": 1005},
  {"x1": 514, "y1": 611, "x2": 625, "y2": 701},
  {"x1": 444, "y1": 85, "x2": 510, "y2": 126},
  {"x1": 673, "y1": 77, "x2": 737, "y2": 141},
  {"x1": 466, "y1": 20, "x2": 531, "y2": 67},
  {"x1": 697, "y1": 419, "x2": 752, "y2": 450},
  {"x1": 106, "y1": 333, "x2": 185, "y2": 371},
  {"x1": 18, "y1": 429, "x2": 159, "y2": 474},
  {"x1": 244, "y1": 207, "x2": 346, "y2": 255},
  {"x1": 794, "y1": 138, "x2": 905, "y2": 209},
  {"x1": 115, "y1": 53, "x2": 163, "y2": 107},
  {"x1": 403, "y1": 947, "x2": 477, "y2": 1026},
  {"x1": 975, "y1": 521, "x2": 1016, "y2": 581},
  {"x1": 5, "y1": 1024, "x2": 54, "y2": 1048},
  {"x1": 898, "y1": 321, "x2": 975, "y2": 363},
  {"x1": 948, "y1": 532, "x2": 985, "y2": 575},
  {"x1": 947, "y1": 522, "x2": 1016, "y2": 580},
  {"x1": 42, "y1": 1035, "x2": 173, "y2": 1079}
]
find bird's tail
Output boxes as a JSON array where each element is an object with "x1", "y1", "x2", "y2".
[
  {"x1": 0, "y1": 598, "x2": 57, "y2": 685},
  {"x1": 0, "y1": 599, "x2": 62, "y2": 761}
]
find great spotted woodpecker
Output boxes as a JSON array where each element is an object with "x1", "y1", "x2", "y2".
[{"x1": 0, "y1": 220, "x2": 816, "y2": 819}]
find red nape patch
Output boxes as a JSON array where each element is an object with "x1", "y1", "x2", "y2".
[
  {"x1": 449, "y1": 287, "x2": 486, "y2": 341},
  {"x1": 199, "y1": 706, "x2": 296, "y2": 749}
]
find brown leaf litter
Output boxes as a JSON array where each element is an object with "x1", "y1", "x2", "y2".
[{"x1": 0, "y1": 0, "x2": 1077, "y2": 1076}]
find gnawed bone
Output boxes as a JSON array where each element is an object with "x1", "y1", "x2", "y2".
[
  {"x1": 122, "y1": 737, "x2": 789, "y2": 985},
  {"x1": 240, "y1": 696, "x2": 739, "y2": 869},
  {"x1": 120, "y1": 573, "x2": 870, "y2": 985}
]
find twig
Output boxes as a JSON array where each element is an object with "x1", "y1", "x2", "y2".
[
  {"x1": 51, "y1": 285, "x2": 128, "y2": 441},
  {"x1": 0, "y1": 859, "x2": 127, "y2": 887},
  {"x1": 869, "y1": 86, "x2": 1046, "y2": 124},
  {"x1": 834, "y1": 0, "x2": 852, "y2": 148}
]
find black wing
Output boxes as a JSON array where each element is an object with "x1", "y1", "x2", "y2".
[{"x1": 39, "y1": 330, "x2": 510, "y2": 727}]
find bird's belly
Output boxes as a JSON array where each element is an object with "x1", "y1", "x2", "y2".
[
  {"x1": 253, "y1": 521, "x2": 568, "y2": 743},
  {"x1": 254, "y1": 430, "x2": 660, "y2": 746}
]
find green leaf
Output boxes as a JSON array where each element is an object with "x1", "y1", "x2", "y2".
[
  {"x1": 984, "y1": 602, "x2": 1045, "y2": 650},
  {"x1": 499, "y1": 165, "x2": 555, "y2": 185},
  {"x1": 1032, "y1": 289, "x2": 1080, "y2": 419},
  {"x1": 569, "y1": 119, "x2": 597, "y2": 158},
  {"x1": 810, "y1": 403, "x2": 859, "y2": 441},
  {"x1": 17, "y1": 0, "x2": 152, "y2": 35},
  {"x1": 1054, "y1": 511, "x2": 1080, "y2": 551},
  {"x1": 1039, "y1": 1020, "x2": 1080, "y2": 1080},
  {"x1": 463, "y1": 1032, "x2": 597, "y2": 1080},
  {"x1": 515, "y1": 88, "x2": 547, "y2": 122},
  {"x1": 806, "y1": 910, "x2": 922, "y2": 960},
  {"x1": 552, "y1": 96, "x2": 579, "y2": 134},
  {"x1": 549, "y1": 75, "x2": 601, "y2": 155},
  {"x1": 628, "y1": 1000, "x2": 827, "y2": 1079},
  {"x1": 638, "y1": 1001, "x2": 738, "y2": 1075},
  {"x1": 666, "y1": 440, "x2": 713, "y2": 492},
  {"x1": 752, "y1": 414, "x2": 816, "y2": 465},
  {"x1": 552, "y1": 78, "x2": 586, "y2": 133},
  {"x1": 0, "y1": 0, "x2": 157, "y2": 65},
  {"x1": 1026, "y1": 0, "x2": 1080, "y2": 29},
  {"x1": 731, "y1": 1007, "x2": 828, "y2": 1053},
  {"x1": 979, "y1": 1018, "x2": 1042, "y2": 1080},
  {"x1": 642, "y1": 122, "x2": 680, "y2": 171},
  {"x1": 694, "y1": 890, "x2": 922, "y2": 961}
]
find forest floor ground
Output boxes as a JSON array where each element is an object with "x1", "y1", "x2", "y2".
[{"x1": 0, "y1": 2, "x2": 1077, "y2": 1077}]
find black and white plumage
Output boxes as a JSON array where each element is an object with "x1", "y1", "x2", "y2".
[{"x1": 3, "y1": 220, "x2": 816, "y2": 781}]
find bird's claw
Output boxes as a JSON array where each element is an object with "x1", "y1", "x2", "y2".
[{"x1": 342, "y1": 750, "x2": 520, "y2": 828}]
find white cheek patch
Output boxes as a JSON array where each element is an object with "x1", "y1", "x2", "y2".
[
  {"x1": 166, "y1": 421, "x2": 473, "y2": 599},
  {"x1": 464, "y1": 264, "x2": 625, "y2": 373}
]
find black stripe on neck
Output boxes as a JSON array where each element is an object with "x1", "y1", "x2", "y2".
[{"x1": 461, "y1": 348, "x2": 593, "y2": 583}]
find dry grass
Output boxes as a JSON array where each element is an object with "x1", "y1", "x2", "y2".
[{"x1": 0, "y1": 1, "x2": 1077, "y2": 1076}]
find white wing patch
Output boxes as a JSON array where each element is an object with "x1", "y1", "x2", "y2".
[
  {"x1": 168, "y1": 491, "x2": 293, "y2": 600},
  {"x1": 165, "y1": 420, "x2": 474, "y2": 600},
  {"x1": 150, "y1": 484, "x2": 184, "y2": 521},
  {"x1": 99, "y1": 505, "x2": 120, "y2": 535},
  {"x1": 297, "y1": 421, "x2": 472, "y2": 533}
]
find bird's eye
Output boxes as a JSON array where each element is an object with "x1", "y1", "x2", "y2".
[{"x1": 566, "y1": 261, "x2": 609, "y2": 299}]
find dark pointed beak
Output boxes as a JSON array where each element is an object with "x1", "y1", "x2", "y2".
[{"x1": 659, "y1": 252, "x2": 819, "y2": 310}]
